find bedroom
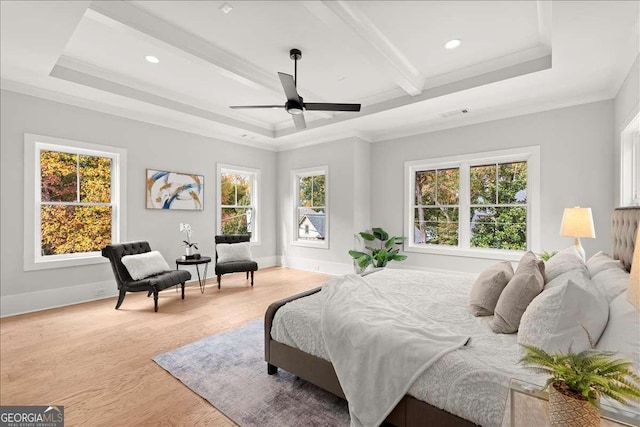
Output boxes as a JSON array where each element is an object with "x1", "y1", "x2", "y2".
[{"x1": 1, "y1": 1, "x2": 639, "y2": 426}]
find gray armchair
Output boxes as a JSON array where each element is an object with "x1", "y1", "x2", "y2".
[
  {"x1": 102, "y1": 241, "x2": 191, "y2": 312},
  {"x1": 214, "y1": 234, "x2": 258, "y2": 289}
]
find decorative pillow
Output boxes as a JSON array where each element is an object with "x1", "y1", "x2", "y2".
[
  {"x1": 491, "y1": 252, "x2": 545, "y2": 334},
  {"x1": 595, "y1": 291, "x2": 640, "y2": 372},
  {"x1": 544, "y1": 246, "x2": 584, "y2": 283},
  {"x1": 544, "y1": 265, "x2": 590, "y2": 291},
  {"x1": 591, "y1": 267, "x2": 630, "y2": 303},
  {"x1": 469, "y1": 261, "x2": 514, "y2": 316},
  {"x1": 586, "y1": 251, "x2": 624, "y2": 278},
  {"x1": 518, "y1": 278, "x2": 609, "y2": 356},
  {"x1": 121, "y1": 251, "x2": 171, "y2": 280},
  {"x1": 216, "y1": 242, "x2": 252, "y2": 263}
]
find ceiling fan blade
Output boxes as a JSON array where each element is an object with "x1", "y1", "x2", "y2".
[
  {"x1": 278, "y1": 72, "x2": 301, "y2": 103},
  {"x1": 304, "y1": 103, "x2": 361, "y2": 112},
  {"x1": 230, "y1": 105, "x2": 283, "y2": 109},
  {"x1": 292, "y1": 113, "x2": 306, "y2": 130}
]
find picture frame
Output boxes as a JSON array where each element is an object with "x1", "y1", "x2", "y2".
[{"x1": 146, "y1": 169, "x2": 204, "y2": 210}]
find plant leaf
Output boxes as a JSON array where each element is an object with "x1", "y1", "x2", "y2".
[
  {"x1": 372, "y1": 227, "x2": 388, "y2": 241},
  {"x1": 359, "y1": 232, "x2": 375, "y2": 241},
  {"x1": 349, "y1": 250, "x2": 368, "y2": 259}
]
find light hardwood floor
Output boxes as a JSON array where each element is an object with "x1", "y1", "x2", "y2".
[{"x1": 0, "y1": 267, "x2": 329, "y2": 427}]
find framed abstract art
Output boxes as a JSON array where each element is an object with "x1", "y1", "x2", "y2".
[{"x1": 146, "y1": 169, "x2": 204, "y2": 210}]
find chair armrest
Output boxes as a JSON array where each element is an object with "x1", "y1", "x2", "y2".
[{"x1": 264, "y1": 286, "x2": 322, "y2": 362}]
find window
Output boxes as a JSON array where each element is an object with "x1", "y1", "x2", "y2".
[
  {"x1": 620, "y1": 113, "x2": 640, "y2": 207},
  {"x1": 217, "y1": 164, "x2": 259, "y2": 243},
  {"x1": 405, "y1": 147, "x2": 539, "y2": 260},
  {"x1": 24, "y1": 134, "x2": 127, "y2": 270},
  {"x1": 292, "y1": 166, "x2": 329, "y2": 248}
]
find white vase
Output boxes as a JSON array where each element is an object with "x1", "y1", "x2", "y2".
[{"x1": 185, "y1": 246, "x2": 192, "y2": 257}]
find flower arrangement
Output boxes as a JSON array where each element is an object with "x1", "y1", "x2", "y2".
[{"x1": 179, "y1": 223, "x2": 198, "y2": 250}]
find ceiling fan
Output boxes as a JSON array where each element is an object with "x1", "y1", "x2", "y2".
[{"x1": 230, "y1": 49, "x2": 361, "y2": 130}]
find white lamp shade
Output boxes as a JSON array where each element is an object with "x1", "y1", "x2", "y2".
[
  {"x1": 628, "y1": 227, "x2": 640, "y2": 310},
  {"x1": 560, "y1": 207, "x2": 596, "y2": 238}
]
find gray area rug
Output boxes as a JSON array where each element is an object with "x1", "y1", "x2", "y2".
[{"x1": 153, "y1": 320, "x2": 349, "y2": 427}]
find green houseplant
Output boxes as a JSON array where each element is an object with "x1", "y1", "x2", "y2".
[
  {"x1": 520, "y1": 344, "x2": 640, "y2": 427},
  {"x1": 349, "y1": 227, "x2": 407, "y2": 272}
]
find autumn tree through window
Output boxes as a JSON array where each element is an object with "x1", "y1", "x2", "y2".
[
  {"x1": 26, "y1": 134, "x2": 125, "y2": 270},
  {"x1": 217, "y1": 165, "x2": 259, "y2": 242}
]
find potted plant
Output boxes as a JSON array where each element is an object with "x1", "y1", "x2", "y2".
[
  {"x1": 520, "y1": 344, "x2": 640, "y2": 427},
  {"x1": 179, "y1": 223, "x2": 199, "y2": 258},
  {"x1": 348, "y1": 227, "x2": 407, "y2": 273}
]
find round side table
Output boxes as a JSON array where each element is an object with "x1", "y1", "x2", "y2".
[{"x1": 176, "y1": 256, "x2": 212, "y2": 293}]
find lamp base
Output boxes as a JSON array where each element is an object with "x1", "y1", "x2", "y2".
[{"x1": 574, "y1": 238, "x2": 586, "y2": 262}]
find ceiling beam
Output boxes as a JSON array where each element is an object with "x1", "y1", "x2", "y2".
[
  {"x1": 303, "y1": 1, "x2": 424, "y2": 96},
  {"x1": 88, "y1": 1, "x2": 283, "y2": 94}
]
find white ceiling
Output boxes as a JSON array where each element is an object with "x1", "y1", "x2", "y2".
[{"x1": 1, "y1": 1, "x2": 638, "y2": 151}]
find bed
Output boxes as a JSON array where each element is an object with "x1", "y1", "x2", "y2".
[{"x1": 264, "y1": 207, "x2": 640, "y2": 427}]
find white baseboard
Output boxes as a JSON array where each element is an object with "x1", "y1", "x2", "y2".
[
  {"x1": 277, "y1": 256, "x2": 353, "y2": 276},
  {"x1": 1, "y1": 280, "x2": 119, "y2": 318},
  {"x1": 0, "y1": 255, "x2": 280, "y2": 318}
]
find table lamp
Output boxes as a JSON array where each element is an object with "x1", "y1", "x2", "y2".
[{"x1": 560, "y1": 206, "x2": 595, "y2": 261}]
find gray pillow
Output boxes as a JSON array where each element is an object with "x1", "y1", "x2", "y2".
[
  {"x1": 591, "y1": 267, "x2": 630, "y2": 303},
  {"x1": 491, "y1": 252, "x2": 545, "y2": 334},
  {"x1": 469, "y1": 261, "x2": 514, "y2": 316}
]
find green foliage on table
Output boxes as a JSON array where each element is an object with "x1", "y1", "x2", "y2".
[
  {"x1": 520, "y1": 344, "x2": 640, "y2": 407},
  {"x1": 538, "y1": 251, "x2": 558, "y2": 261},
  {"x1": 349, "y1": 227, "x2": 407, "y2": 269}
]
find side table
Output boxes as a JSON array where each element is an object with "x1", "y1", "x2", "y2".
[
  {"x1": 176, "y1": 256, "x2": 212, "y2": 293},
  {"x1": 503, "y1": 378, "x2": 640, "y2": 427}
]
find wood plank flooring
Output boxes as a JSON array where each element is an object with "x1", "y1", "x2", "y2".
[{"x1": 0, "y1": 267, "x2": 330, "y2": 427}]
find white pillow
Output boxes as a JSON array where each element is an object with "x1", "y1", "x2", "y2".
[
  {"x1": 544, "y1": 246, "x2": 585, "y2": 283},
  {"x1": 586, "y1": 251, "x2": 624, "y2": 278},
  {"x1": 543, "y1": 265, "x2": 590, "y2": 291},
  {"x1": 591, "y1": 267, "x2": 630, "y2": 304},
  {"x1": 518, "y1": 278, "x2": 609, "y2": 356},
  {"x1": 216, "y1": 242, "x2": 252, "y2": 263},
  {"x1": 121, "y1": 251, "x2": 171, "y2": 280},
  {"x1": 595, "y1": 291, "x2": 640, "y2": 372}
]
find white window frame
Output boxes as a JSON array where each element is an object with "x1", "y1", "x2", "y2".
[
  {"x1": 404, "y1": 146, "x2": 540, "y2": 261},
  {"x1": 620, "y1": 113, "x2": 640, "y2": 207},
  {"x1": 24, "y1": 133, "x2": 127, "y2": 271},
  {"x1": 216, "y1": 163, "x2": 260, "y2": 244},
  {"x1": 292, "y1": 166, "x2": 329, "y2": 249}
]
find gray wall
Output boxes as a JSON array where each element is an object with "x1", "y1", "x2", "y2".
[
  {"x1": 276, "y1": 137, "x2": 371, "y2": 274},
  {"x1": 613, "y1": 55, "x2": 639, "y2": 207},
  {"x1": 0, "y1": 90, "x2": 277, "y2": 315},
  {"x1": 370, "y1": 101, "x2": 615, "y2": 273}
]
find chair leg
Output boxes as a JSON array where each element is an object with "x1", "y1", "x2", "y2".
[
  {"x1": 147, "y1": 290, "x2": 152, "y2": 297},
  {"x1": 115, "y1": 289, "x2": 126, "y2": 310},
  {"x1": 246, "y1": 271, "x2": 249, "y2": 279},
  {"x1": 181, "y1": 282, "x2": 185, "y2": 300},
  {"x1": 153, "y1": 289, "x2": 159, "y2": 312},
  {"x1": 251, "y1": 271, "x2": 254, "y2": 287},
  {"x1": 267, "y1": 363, "x2": 278, "y2": 375},
  {"x1": 217, "y1": 274, "x2": 221, "y2": 289}
]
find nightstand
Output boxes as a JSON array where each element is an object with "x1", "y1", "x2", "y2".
[{"x1": 502, "y1": 378, "x2": 640, "y2": 427}]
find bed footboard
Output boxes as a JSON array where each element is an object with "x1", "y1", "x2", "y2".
[{"x1": 264, "y1": 286, "x2": 322, "y2": 372}]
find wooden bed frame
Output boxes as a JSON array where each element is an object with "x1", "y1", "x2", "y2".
[{"x1": 264, "y1": 207, "x2": 639, "y2": 427}]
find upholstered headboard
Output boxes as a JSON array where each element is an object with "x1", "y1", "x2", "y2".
[{"x1": 611, "y1": 207, "x2": 640, "y2": 272}]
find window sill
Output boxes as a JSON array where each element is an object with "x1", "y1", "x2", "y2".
[
  {"x1": 291, "y1": 240, "x2": 329, "y2": 249},
  {"x1": 404, "y1": 244, "x2": 525, "y2": 261},
  {"x1": 24, "y1": 253, "x2": 109, "y2": 271}
]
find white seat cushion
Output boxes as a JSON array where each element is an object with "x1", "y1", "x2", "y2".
[
  {"x1": 121, "y1": 251, "x2": 171, "y2": 280},
  {"x1": 216, "y1": 242, "x2": 253, "y2": 263}
]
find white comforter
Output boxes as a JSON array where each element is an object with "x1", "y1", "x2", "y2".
[
  {"x1": 271, "y1": 268, "x2": 546, "y2": 427},
  {"x1": 319, "y1": 274, "x2": 470, "y2": 427}
]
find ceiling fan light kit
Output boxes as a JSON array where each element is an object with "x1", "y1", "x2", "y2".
[{"x1": 230, "y1": 49, "x2": 361, "y2": 130}]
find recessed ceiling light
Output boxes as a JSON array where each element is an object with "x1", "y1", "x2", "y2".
[
  {"x1": 219, "y1": 2, "x2": 233, "y2": 14},
  {"x1": 444, "y1": 39, "x2": 462, "y2": 50},
  {"x1": 145, "y1": 55, "x2": 160, "y2": 64}
]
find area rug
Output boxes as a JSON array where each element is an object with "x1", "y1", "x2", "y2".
[{"x1": 153, "y1": 320, "x2": 349, "y2": 427}]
